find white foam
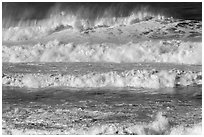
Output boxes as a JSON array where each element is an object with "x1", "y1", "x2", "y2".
[
  {"x1": 3, "y1": 40, "x2": 202, "y2": 65},
  {"x1": 123, "y1": 112, "x2": 202, "y2": 135},
  {"x1": 2, "y1": 69, "x2": 201, "y2": 89},
  {"x1": 169, "y1": 123, "x2": 202, "y2": 135},
  {"x1": 2, "y1": 26, "x2": 50, "y2": 41}
]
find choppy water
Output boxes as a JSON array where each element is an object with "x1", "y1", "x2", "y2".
[
  {"x1": 2, "y1": 2, "x2": 202, "y2": 135},
  {"x1": 2, "y1": 86, "x2": 202, "y2": 134}
]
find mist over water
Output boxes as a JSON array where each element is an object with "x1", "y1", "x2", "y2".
[{"x1": 2, "y1": 2, "x2": 202, "y2": 28}]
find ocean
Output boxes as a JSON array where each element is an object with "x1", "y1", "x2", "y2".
[{"x1": 2, "y1": 2, "x2": 202, "y2": 135}]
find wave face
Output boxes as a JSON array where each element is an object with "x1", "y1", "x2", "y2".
[
  {"x1": 3, "y1": 40, "x2": 202, "y2": 64},
  {"x1": 3, "y1": 2, "x2": 202, "y2": 28}
]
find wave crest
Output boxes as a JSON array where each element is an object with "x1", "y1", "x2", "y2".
[{"x1": 3, "y1": 3, "x2": 166, "y2": 28}]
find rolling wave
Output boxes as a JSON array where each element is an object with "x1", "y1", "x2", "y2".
[{"x1": 3, "y1": 40, "x2": 202, "y2": 64}]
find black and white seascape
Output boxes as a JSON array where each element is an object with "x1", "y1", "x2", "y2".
[{"x1": 2, "y1": 2, "x2": 202, "y2": 135}]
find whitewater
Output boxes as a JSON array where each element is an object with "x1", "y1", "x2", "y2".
[
  {"x1": 2, "y1": 64, "x2": 202, "y2": 89},
  {"x1": 2, "y1": 2, "x2": 202, "y2": 135},
  {"x1": 3, "y1": 39, "x2": 201, "y2": 64},
  {"x1": 2, "y1": 15, "x2": 202, "y2": 65}
]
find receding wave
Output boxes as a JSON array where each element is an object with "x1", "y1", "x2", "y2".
[{"x1": 3, "y1": 40, "x2": 202, "y2": 64}]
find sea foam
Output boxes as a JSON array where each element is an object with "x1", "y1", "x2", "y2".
[
  {"x1": 3, "y1": 68, "x2": 201, "y2": 89},
  {"x1": 3, "y1": 40, "x2": 202, "y2": 65}
]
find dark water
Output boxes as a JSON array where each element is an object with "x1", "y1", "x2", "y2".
[
  {"x1": 3, "y1": 86, "x2": 202, "y2": 107},
  {"x1": 2, "y1": 84, "x2": 202, "y2": 134},
  {"x1": 2, "y1": 2, "x2": 202, "y2": 28},
  {"x1": 2, "y1": 86, "x2": 201, "y2": 127},
  {"x1": 2, "y1": 87, "x2": 202, "y2": 132},
  {"x1": 3, "y1": 86, "x2": 201, "y2": 105}
]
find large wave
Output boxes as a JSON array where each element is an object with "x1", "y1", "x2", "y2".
[
  {"x1": 2, "y1": 3, "x2": 164, "y2": 28},
  {"x1": 2, "y1": 13, "x2": 167, "y2": 42},
  {"x1": 2, "y1": 2, "x2": 201, "y2": 28},
  {"x1": 2, "y1": 3, "x2": 201, "y2": 42}
]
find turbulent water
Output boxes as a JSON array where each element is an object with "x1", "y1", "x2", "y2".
[
  {"x1": 2, "y1": 3, "x2": 202, "y2": 64},
  {"x1": 2, "y1": 86, "x2": 202, "y2": 135},
  {"x1": 2, "y1": 2, "x2": 202, "y2": 41},
  {"x1": 2, "y1": 2, "x2": 202, "y2": 28},
  {"x1": 2, "y1": 65, "x2": 202, "y2": 89},
  {"x1": 3, "y1": 40, "x2": 202, "y2": 64},
  {"x1": 2, "y1": 2, "x2": 202, "y2": 135}
]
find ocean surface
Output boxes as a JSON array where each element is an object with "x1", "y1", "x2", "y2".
[
  {"x1": 2, "y1": 2, "x2": 202, "y2": 135},
  {"x1": 2, "y1": 85, "x2": 202, "y2": 134},
  {"x1": 2, "y1": 62, "x2": 202, "y2": 134}
]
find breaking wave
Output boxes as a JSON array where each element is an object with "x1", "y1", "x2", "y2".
[
  {"x1": 3, "y1": 40, "x2": 202, "y2": 65},
  {"x1": 2, "y1": 15, "x2": 165, "y2": 42},
  {"x1": 2, "y1": 2, "x2": 170, "y2": 28},
  {"x1": 3, "y1": 10, "x2": 164, "y2": 29},
  {"x1": 3, "y1": 2, "x2": 201, "y2": 28},
  {"x1": 3, "y1": 68, "x2": 201, "y2": 89},
  {"x1": 2, "y1": 3, "x2": 201, "y2": 42}
]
